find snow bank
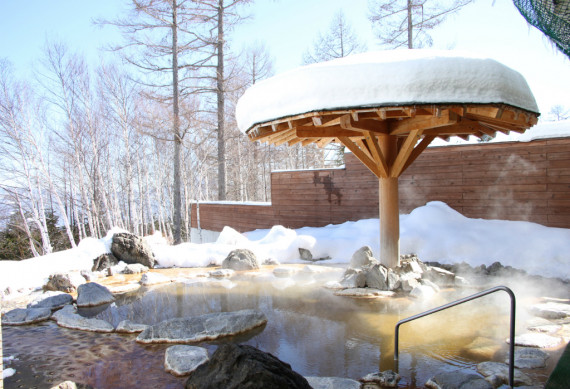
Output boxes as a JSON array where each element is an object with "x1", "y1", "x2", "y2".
[
  {"x1": 400, "y1": 202, "x2": 570, "y2": 279},
  {"x1": 1, "y1": 202, "x2": 569, "y2": 297},
  {"x1": 236, "y1": 50, "x2": 539, "y2": 132}
]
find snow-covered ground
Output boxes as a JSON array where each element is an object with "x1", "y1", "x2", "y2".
[{"x1": 1, "y1": 202, "x2": 568, "y2": 299}]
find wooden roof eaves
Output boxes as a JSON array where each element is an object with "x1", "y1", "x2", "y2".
[{"x1": 245, "y1": 103, "x2": 539, "y2": 145}]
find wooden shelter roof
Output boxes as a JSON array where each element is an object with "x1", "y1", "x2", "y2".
[{"x1": 245, "y1": 103, "x2": 539, "y2": 178}]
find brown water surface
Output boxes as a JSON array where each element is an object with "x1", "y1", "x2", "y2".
[{"x1": 2, "y1": 266, "x2": 563, "y2": 388}]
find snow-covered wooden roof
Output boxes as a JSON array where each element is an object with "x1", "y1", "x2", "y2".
[{"x1": 236, "y1": 50, "x2": 539, "y2": 180}]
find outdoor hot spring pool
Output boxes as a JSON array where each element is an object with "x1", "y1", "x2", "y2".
[{"x1": 2, "y1": 266, "x2": 562, "y2": 388}]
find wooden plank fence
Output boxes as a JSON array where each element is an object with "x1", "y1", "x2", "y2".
[{"x1": 190, "y1": 137, "x2": 570, "y2": 233}]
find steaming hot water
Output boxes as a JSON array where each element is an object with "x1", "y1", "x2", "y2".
[{"x1": 2, "y1": 266, "x2": 564, "y2": 388}]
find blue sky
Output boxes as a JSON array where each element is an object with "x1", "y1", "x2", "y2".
[{"x1": 1, "y1": 0, "x2": 568, "y2": 118}]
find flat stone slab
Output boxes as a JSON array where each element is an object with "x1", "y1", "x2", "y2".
[
  {"x1": 305, "y1": 376, "x2": 361, "y2": 389},
  {"x1": 107, "y1": 283, "x2": 141, "y2": 294},
  {"x1": 334, "y1": 288, "x2": 396, "y2": 298},
  {"x1": 116, "y1": 320, "x2": 148, "y2": 333},
  {"x1": 52, "y1": 305, "x2": 114, "y2": 333},
  {"x1": 76, "y1": 282, "x2": 115, "y2": 307},
  {"x1": 528, "y1": 323, "x2": 562, "y2": 334},
  {"x1": 140, "y1": 272, "x2": 171, "y2": 286},
  {"x1": 136, "y1": 309, "x2": 267, "y2": 344},
  {"x1": 508, "y1": 332, "x2": 563, "y2": 348},
  {"x1": 529, "y1": 302, "x2": 570, "y2": 320},
  {"x1": 425, "y1": 371, "x2": 492, "y2": 389},
  {"x1": 273, "y1": 267, "x2": 298, "y2": 277},
  {"x1": 505, "y1": 347, "x2": 549, "y2": 369},
  {"x1": 164, "y1": 345, "x2": 209, "y2": 376},
  {"x1": 28, "y1": 293, "x2": 73, "y2": 311},
  {"x1": 359, "y1": 371, "x2": 400, "y2": 388},
  {"x1": 461, "y1": 337, "x2": 502, "y2": 360},
  {"x1": 2, "y1": 307, "x2": 52, "y2": 325},
  {"x1": 208, "y1": 269, "x2": 234, "y2": 278},
  {"x1": 476, "y1": 361, "x2": 533, "y2": 387},
  {"x1": 323, "y1": 281, "x2": 344, "y2": 290},
  {"x1": 271, "y1": 278, "x2": 296, "y2": 290}
]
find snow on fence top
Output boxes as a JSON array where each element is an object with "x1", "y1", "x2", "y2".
[{"x1": 236, "y1": 50, "x2": 539, "y2": 133}]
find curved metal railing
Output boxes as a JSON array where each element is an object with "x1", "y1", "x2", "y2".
[{"x1": 394, "y1": 285, "x2": 516, "y2": 388}]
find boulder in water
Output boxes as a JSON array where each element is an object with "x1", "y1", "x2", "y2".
[{"x1": 185, "y1": 343, "x2": 311, "y2": 389}]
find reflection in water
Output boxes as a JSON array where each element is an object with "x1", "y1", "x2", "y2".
[{"x1": 2, "y1": 267, "x2": 558, "y2": 388}]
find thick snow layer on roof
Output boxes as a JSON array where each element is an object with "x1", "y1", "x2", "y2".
[{"x1": 236, "y1": 50, "x2": 539, "y2": 132}]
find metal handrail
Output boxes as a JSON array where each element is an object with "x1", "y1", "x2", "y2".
[{"x1": 394, "y1": 285, "x2": 516, "y2": 388}]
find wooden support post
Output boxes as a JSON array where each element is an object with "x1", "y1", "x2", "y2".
[
  {"x1": 380, "y1": 177, "x2": 400, "y2": 268},
  {"x1": 1, "y1": 318, "x2": 3, "y2": 389},
  {"x1": 379, "y1": 136, "x2": 400, "y2": 268}
]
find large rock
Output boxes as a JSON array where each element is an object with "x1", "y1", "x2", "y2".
[
  {"x1": 409, "y1": 283, "x2": 437, "y2": 299},
  {"x1": 44, "y1": 272, "x2": 85, "y2": 293},
  {"x1": 386, "y1": 269, "x2": 400, "y2": 291},
  {"x1": 476, "y1": 361, "x2": 533, "y2": 387},
  {"x1": 305, "y1": 376, "x2": 361, "y2": 389},
  {"x1": 424, "y1": 266, "x2": 456, "y2": 287},
  {"x1": 365, "y1": 263, "x2": 389, "y2": 290},
  {"x1": 137, "y1": 309, "x2": 267, "y2": 344},
  {"x1": 185, "y1": 343, "x2": 311, "y2": 389},
  {"x1": 339, "y1": 268, "x2": 366, "y2": 289},
  {"x1": 76, "y1": 282, "x2": 115, "y2": 307},
  {"x1": 165, "y1": 345, "x2": 209, "y2": 376},
  {"x1": 122, "y1": 263, "x2": 149, "y2": 274},
  {"x1": 425, "y1": 371, "x2": 492, "y2": 389},
  {"x1": 398, "y1": 255, "x2": 426, "y2": 275},
  {"x1": 399, "y1": 273, "x2": 421, "y2": 292},
  {"x1": 52, "y1": 305, "x2": 114, "y2": 333},
  {"x1": 221, "y1": 249, "x2": 260, "y2": 271},
  {"x1": 350, "y1": 246, "x2": 378, "y2": 268},
  {"x1": 299, "y1": 248, "x2": 313, "y2": 261},
  {"x1": 91, "y1": 253, "x2": 119, "y2": 272},
  {"x1": 2, "y1": 307, "x2": 52, "y2": 325},
  {"x1": 111, "y1": 232, "x2": 156, "y2": 268},
  {"x1": 28, "y1": 293, "x2": 73, "y2": 311}
]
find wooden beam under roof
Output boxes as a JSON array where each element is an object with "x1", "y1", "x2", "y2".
[
  {"x1": 340, "y1": 116, "x2": 389, "y2": 134},
  {"x1": 338, "y1": 136, "x2": 382, "y2": 177},
  {"x1": 389, "y1": 110, "x2": 459, "y2": 136},
  {"x1": 390, "y1": 129, "x2": 422, "y2": 178},
  {"x1": 295, "y1": 126, "x2": 364, "y2": 138},
  {"x1": 364, "y1": 131, "x2": 388, "y2": 178}
]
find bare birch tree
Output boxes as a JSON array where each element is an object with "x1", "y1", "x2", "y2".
[
  {"x1": 187, "y1": 0, "x2": 253, "y2": 201},
  {"x1": 303, "y1": 10, "x2": 367, "y2": 65},
  {"x1": 368, "y1": 0, "x2": 472, "y2": 49},
  {"x1": 98, "y1": 0, "x2": 211, "y2": 244}
]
